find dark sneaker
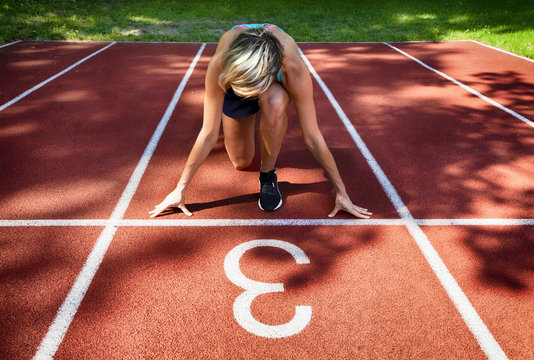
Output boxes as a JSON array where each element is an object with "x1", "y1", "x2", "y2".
[{"x1": 258, "y1": 169, "x2": 282, "y2": 211}]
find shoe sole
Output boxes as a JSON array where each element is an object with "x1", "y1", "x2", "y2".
[{"x1": 258, "y1": 198, "x2": 283, "y2": 211}]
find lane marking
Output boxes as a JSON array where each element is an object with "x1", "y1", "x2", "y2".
[
  {"x1": 35, "y1": 39, "x2": 212, "y2": 45},
  {"x1": 417, "y1": 218, "x2": 534, "y2": 226},
  {"x1": 299, "y1": 40, "x2": 473, "y2": 45},
  {"x1": 383, "y1": 42, "x2": 534, "y2": 128},
  {"x1": 25, "y1": 40, "x2": 470, "y2": 45},
  {"x1": 0, "y1": 219, "x2": 405, "y2": 227},
  {"x1": 299, "y1": 48, "x2": 508, "y2": 360},
  {"x1": 470, "y1": 40, "x2": 534, "y2": 63},
  {"x1": 0, "y1": 219, "x2": 108, "y2": 227},
  {"x1": 123, "y1": 218, "x2": 403, "y2": 226},
  {"x1": 0, "y1": 40, "x2": 22, "y2": 49},
  {"x1": 0, "y1": 42, "x2": 116, "y2": 112},
  {"x1": 32, "y1": 43, "x2": 206, "y2": 360},
  {"x1": 2, "y1": 218, "x2": 534, "y2": 227},
  {"x1": 224, "y1": 240, "x2": 311, "y2": 338}
]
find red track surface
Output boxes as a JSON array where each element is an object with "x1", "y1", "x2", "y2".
[
  {"x1": 1, "y1": 40, "x2": 533, "y2": 359},
  {"x1": 0, "y1": 41, "x2": 107, "y2": 104}
]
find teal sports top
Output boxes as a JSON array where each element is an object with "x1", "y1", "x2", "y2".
[{"x1": 231, "y1": 24, "x2": 284, "y2": 32}]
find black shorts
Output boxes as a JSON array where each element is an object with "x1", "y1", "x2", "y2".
[{"x1": 222, "y1": 87, "x2": 260, "y2": 118}]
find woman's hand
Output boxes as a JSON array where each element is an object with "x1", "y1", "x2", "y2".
[
  {"x1": 149, "y1": 188, "x2": 192, "y2": 218},
  {"x1": 328, "y1": 193, "x2": 372, "y2": 219}
]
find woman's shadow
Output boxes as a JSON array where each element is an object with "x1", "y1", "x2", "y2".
[{"x1": 155, "y1": 180, "x2": 329, "y2": 217}]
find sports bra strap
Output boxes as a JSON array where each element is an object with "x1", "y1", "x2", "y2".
[{"x1": 231, "y1": 24, "x2": 283, "y2": 32}]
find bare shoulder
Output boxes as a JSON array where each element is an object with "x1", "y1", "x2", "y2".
[
  {"x1": 274, "y1": 30, "x2": 305, "y2": 72},
  {"x1": 206, "y1": 30, "x2": 237, "y2": 82},
  {"x1": 212, "y1": 29, "x2": 241, "y2": 59},
  {"x1": 274, "y1": 30, "x2": 299, "y2": 58}
]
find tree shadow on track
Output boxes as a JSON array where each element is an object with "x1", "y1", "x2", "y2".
[
  {"x1": 0, "y1": 226, "x2": 102, "y2": 360},
  {"x1": 463, "y1": 227, "x2": 534, "y2": 292},
  {"x1": 468, "y1": 71, "x2": 534, "y2": 117},
  {"x1": 246, "y1": 225, "x2": 381, "y2": 292},
  {"x1": 302, "y1": 43, "x2": 534, "y2": 293},
  {"x1": 355, "y1": 100, "x2": 534, "y2": 292},
  {"x1": 41, "y1": 223, "x2": 384, "y2": 360}
]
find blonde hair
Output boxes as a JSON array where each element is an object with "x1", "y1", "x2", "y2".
[{"x1": 219, "y1": 26, "x2": 285, "y2": 98}]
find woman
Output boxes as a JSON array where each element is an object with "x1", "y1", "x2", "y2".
[{"x1": 149, "y1": 24, "x2": 372, "y2": 218}]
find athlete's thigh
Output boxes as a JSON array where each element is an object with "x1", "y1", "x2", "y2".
[{"x1": 222, "y1": 113, "x2": 256, "y2": 163}]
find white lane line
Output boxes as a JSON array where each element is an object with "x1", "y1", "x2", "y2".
[
  {"x1": 0, "y1": 40, "x2": 22, "y2": 49},
  {"x1": 0, "y1": 219, "x2": 402, "y2": 227},
  {"x1": 32, "y1": 43, "x2": 206, "y2": 360},
  {"x1": 0, "y1": 219, "x2": 108, "y2": 227},
  {"x1": 0, "y1": 42, "x2": 116, "y2": 112},
  {"x1": 121, "y1": 218, "x2": 406, "y2": 226},
  {"x1": 383, "y1": 42, "x2": 534, "y2": 129},
  {"x1": 470, "y1": 40, "x2": 534, "y2": 63},
  {"x1": 118, "y1": 218, "x2": 534, "y2": 226},
  {"x1": 2, "y1": 218, "x2": 533, "y2": 227},
  {"x1": 299, "y1": 48, "x2": 508, "y2": 360},
  {"x1": 298, "y1": 40, "x2": 473, "y2": 45},
  {"x1": 417, "y1": 218, "x2": 534, "y2": 226},
  {"x1": 2, "y1": 219, "x2": 399, "y2": 227}
]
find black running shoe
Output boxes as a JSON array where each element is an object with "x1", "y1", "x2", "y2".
[{"x1": 259, "y1": 169, "x2": 282, "y2": 211}]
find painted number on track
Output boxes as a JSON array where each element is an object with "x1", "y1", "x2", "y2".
[{"x1": 224, "y1": 239, "x2": 312, "y2": 338}]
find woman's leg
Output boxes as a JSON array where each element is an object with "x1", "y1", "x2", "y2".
[
  {"x1": 222, "y1": 82, "x2": 289, "y2": 172},
  {"x1": 258, "y1": 82, "x2": 290, "y2": 172},
  {"x1": 222, "y1": 113, "x2": 256, "y2": 170}
]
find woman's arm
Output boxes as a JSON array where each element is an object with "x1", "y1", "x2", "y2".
[
  {"x1": 283, "y1": 43, "x2": 372, "y2": 218},
  {"x1": 176, "y1": 55, "x2": 225, "y2": 191},
  {"x1": 149, "y1": 52, "x2": 226, "y2": 218}
]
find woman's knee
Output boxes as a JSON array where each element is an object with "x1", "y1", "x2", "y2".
[
  {"x1": 230, "y1": 155, "x2": 254, "y2": 170},
  {"x1": 260, "y1": 88, "x2": 289, "y2": 127}
]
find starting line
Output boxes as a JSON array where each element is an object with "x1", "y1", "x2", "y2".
[{"x1": 1, "y1": 218, "x2": 534, "y2": 227}]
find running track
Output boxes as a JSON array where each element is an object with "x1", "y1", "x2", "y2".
[{"x1": 1, "y1": 40, "x2": 533, "y2": 359}]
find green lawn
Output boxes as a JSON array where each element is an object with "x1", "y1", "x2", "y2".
[{"x1": 1, "y1": 0, "x2": 533, "y2": 58}]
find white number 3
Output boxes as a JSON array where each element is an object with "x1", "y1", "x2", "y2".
[{"x1": 224, "y1": 239, "x2": 312, "y2": 338}]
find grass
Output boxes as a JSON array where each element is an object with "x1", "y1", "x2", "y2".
[{"x1": 1, "y1": 0, "x2": 533, "y2": 58}]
